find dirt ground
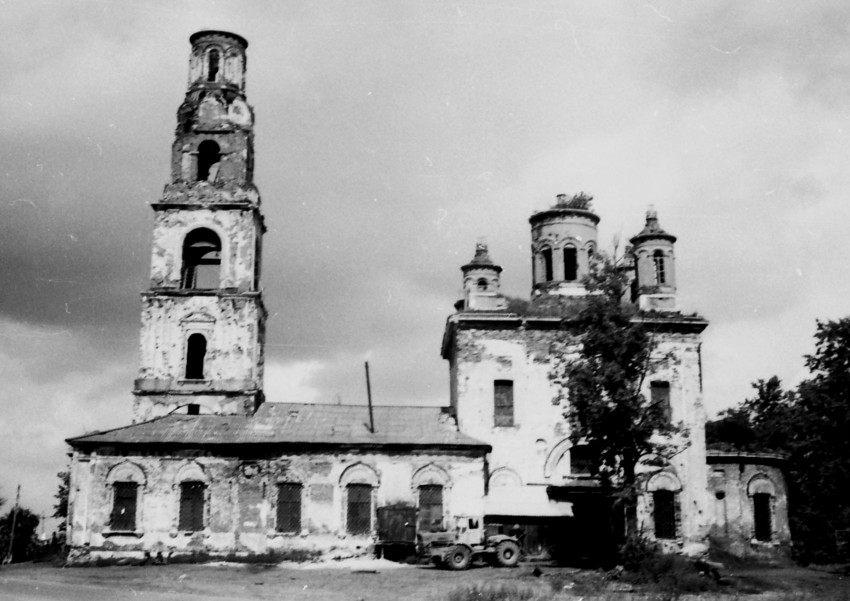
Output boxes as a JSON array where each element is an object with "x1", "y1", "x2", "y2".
[{"x1": 0, "y1": 558, "x2": 848, "y2": 601}]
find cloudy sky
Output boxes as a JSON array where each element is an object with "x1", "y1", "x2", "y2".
[{"x1": 3, "y1": 0, "x2": 850, "y2": 520}]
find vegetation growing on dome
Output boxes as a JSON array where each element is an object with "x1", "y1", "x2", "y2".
[{"x1": 556, "y1": 191, "x2": 594, "y2": 210}]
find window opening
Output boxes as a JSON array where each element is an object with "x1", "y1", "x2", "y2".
[
  {"x1": 187, "y1": 404, "x2": 200, "y2": 415},
  {"x1": 346, "y1": 484, "x2": 372, "y2": 535},
  {"x1": 179, "y1": 481, "x2": 205, "y2": 531},
  {"x1": 277, "y1": 483, "x2": 302, "y2": 534},
  {"x1": 207, "y1": 49, "x2": 220, "y2": 82},
  {"x1": 181, "y1": 228, "x2": 221, "y2": 289},
  {"x1": 477, "y1": 278, "x2": 488, "y2": 291},
  {"x1": 418, "y1": 485, "x2": 443, "y2": 533},
  {"x1": 111, "y1": 482, "x2": 138, "y2": 531},
  {"x1": 185, "y1": 334, "x2": 207, "y2": 380},
  {"x1": 542, "y1": 249, "x2": 553, "y2": 282},
  {"x1": 197, "y1": 140, "x2": 221, "y2": 182},
  {"x1": 564, "y1": 247, "x2": 577, "y2": 281},
  {"x1": 494, "y1": 380, "x2": 514, "y2": 427},
  {"x1": 653, "y1": 490, "x2": 676, "y2": 539},
  {"x1": 753, "y1": 493, "x2": 772, "y2": 541},
  {"x1": 650, "y1": 381, "x2": 671, "y2": 423},
  {"x1": 653, "y1": 250, "x2": 666, "y2": 285}
]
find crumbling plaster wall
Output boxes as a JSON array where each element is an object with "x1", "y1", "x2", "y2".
[
  {"x1": 149, "y1": 209, "x2": 261, "y2": 291},
  {"x1": 452, "y1": 325, "x2": 710, "y2": 544},
  {"x1": 707, "y1": 459, "x2": 791, "y2": 558},
  {"x1": 67, "y1": 449, "x2": 484, "y2": 562},
  {"x1": 137, "y1": 295, "x2": 262, "y2": 383}
]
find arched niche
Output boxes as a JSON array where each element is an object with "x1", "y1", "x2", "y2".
[
  {"x1": 174, "y1": 460, "x2": 209, "y2": 485},
  {"x1": 488, "y1": 467, "x2": 521, "y2": 489},
  {"x1": 646, "y1": 471, "x2": 682, "y2": 492},
  {"x1": 339, "y1": 462, "x2": 380, "y2": 488},
  {"x1": 747, "y1": 474, "x2": 776, "y2": 497},
  {"x1": 106, "y1": 461, "x2": 147, "y2": 486},
  {"x1": 412, "y1": 463, "x2": 451, "y2": 488}
]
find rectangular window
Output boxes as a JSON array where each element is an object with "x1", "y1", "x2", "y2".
[
  {"x1": 347, "y1": 484, "x2": 372, "y2": 535},
  {"x1": 650, "y1": 381, "x2": 671, "y2": 423},
  {"x1": 753, "y1": 493, "x2": 772, "y2": 542},
  {"x1": 179, "y1": 481, "x2": 206, "y2": 532},
  {"x1": 542, "y1": 249, "x2": 553, "y2": 281},
  {"x1": 653, "y1": 490, "x2": 676, "y2": 540},
  {"x1": 569, "y1": 445, "x2": 594, "y2": 476},
  {"x1": 564, "y1": 248, "x2": 577, "y2": 281},
  {"x1": 418, "y1": 485, "x2": 443, "y2": 533},
  {"x1": 111, "y1": 482, "x2": 138, "y2": 531},
  {"x1": 276, "y1": 483, "x2": 302, "y2": 534},
  {"x1": 494, "y1": 380, "x2": 514, "y2": 427}
]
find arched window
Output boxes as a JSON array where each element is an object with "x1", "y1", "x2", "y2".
[
  {"x1": 185, "y1": 333, "x2": 207, "y2": 380},
  {"x1": 207, "y1": 49, "x2": 220, "y2": 82},
  {"x1": 653, "y1": 250, "x2": 666, "y2": 285},
  {"x1": 564, "y1": 247, "x2": 577, "y2": 281},
  {"x1": 477, "y1": 278, "x2": 488, "y2": 291},
  {"x1": 197, "y1": 140, "x2": 221, "y2": 182},
  {"x1": 181, "y1": 228, "x2": 221, "y2": 289},
  {"x1": 542, "y1": 249, "x2": 553, "y2": 282}
]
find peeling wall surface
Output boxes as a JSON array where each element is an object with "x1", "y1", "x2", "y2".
[
  {"x1": 67, "y1": 449, "x2": 484, "y2": 562},
  {"x1": 446, "y1": 318, "x2": 711, "y2": 547},
  {"x1": 707, "y1": 455, "x2": 791, "y2": 558}
]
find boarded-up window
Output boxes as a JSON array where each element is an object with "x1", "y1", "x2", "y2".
[
  {"x1": 753, "y1": 493, "x2": 772, "y2": 542},
  {"x1": 111, "y1": 482, "x2": 138, "y2": 531},
  {"x1": 179, "y1": 481, "x2": 205, "y2": 531},
  {"x1": 564, "y1": 247, "x2": 577, "y2": 281},
  {"x1": 653, "y1": 490, "x2": 676, "y2": 539},
  {"x1": 418, "y1": 485, "x2": 443, "y2": 533},
  {"x1": 650, "y1": 381, "x2": 671, "y2": 423},
  {"x1": 494, "y1": 380, "x2": 514, "y2": 427},
  {"x1": 277, "y1": 483, "x2": 302, "y2": 534},
  {"x1": 347, "y1": 484, "x2": 372, "y2": 535}
]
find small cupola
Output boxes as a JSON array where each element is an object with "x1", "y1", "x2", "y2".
[
  {"x1": 188, "y1": 30, "x2": 248, "y2": 91},
  {"x1": 528, "y1": 193, "x2": 599, "y2": 297},
  {"x1": 629, "y1": 206, "x2": 677, "y2": 312},
  {"x1": 458, "y1": 242, "x2": 507, "y2": 311}
]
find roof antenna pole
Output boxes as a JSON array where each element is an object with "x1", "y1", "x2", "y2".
[{"x1": 365, "y1": 361, "x2": 375, "y2": 433}]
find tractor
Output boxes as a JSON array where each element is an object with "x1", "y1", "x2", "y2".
[{"x1": 417, "y1": 516, "x2": 521, "y2": 570}]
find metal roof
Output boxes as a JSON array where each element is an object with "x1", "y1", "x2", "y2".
[{"x1": 67, "y1": 402, "x2": 489, "y2": 450}]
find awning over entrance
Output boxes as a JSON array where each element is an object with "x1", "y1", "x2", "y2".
[{"x1": 485, "y1": 486, "x2": 574, "y2": 517}]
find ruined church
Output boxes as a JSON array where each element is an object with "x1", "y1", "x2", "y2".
[{"x1": 66, "y1": 31, "x2": 790, "y2": 563}]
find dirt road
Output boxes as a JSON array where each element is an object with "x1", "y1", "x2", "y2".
[{"x1": 0, "y1": 560, "x2": 549, "y2": 601}]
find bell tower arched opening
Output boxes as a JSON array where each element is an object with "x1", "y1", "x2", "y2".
[{"x1": 181, "y1": 228, "x2": 221, "y2": 290}]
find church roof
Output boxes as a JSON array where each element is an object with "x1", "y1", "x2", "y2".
[{"x1": 66, "y1": 402, "x2": 489, "y2": 451}]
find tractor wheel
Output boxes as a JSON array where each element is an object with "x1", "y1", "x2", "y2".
[
  {"x1": 447, "y1": 545, "x2": 472, "y2": 570},
  {"x1": 495, "y1": 540, "x2": 520, "y2": 567}
]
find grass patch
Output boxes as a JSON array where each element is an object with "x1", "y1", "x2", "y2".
[{"x1": 444, "y1": 583, "x2": 552, "y2": 601}]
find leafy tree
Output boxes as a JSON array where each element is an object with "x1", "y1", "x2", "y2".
[
  {"x1": 53, "y1": 470, "x2": 69, "y2": 522},
  {"x1": 708, "y1": 319, "x2": 850, "y2": 562},
  {"x1": 0, "y1": 507, "x2": 39, "y2": 563},
  {"x1": 559, "y1": 254, "x2": 680, "y2": 542}
]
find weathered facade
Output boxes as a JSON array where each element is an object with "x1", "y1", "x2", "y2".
[
  {"x1": 66, "y1": 31, "x2": 487, "y2": 564},
  {"x1": 442, "y1": 196, "x2": 790, "y2": 560},
  {"x1": 66, "y1": 31, "x2": 789, "y2": 564},
  {"x1": 707, "y1": 452, "x2": 791, "y2": 558}
]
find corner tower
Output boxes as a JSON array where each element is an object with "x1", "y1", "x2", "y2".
[
  {"x1": 458, "y1": 242, "x2": 507, "y2": 311},
  {"x1": 529, "y1": 193, "x2": 599, "y2": 297},
  {"x1": 133, "y1": 31, "x2": 266, "y2": 422},
  {"x1": 629, "y1": 207, "x2": 677, "y2": 312}
]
